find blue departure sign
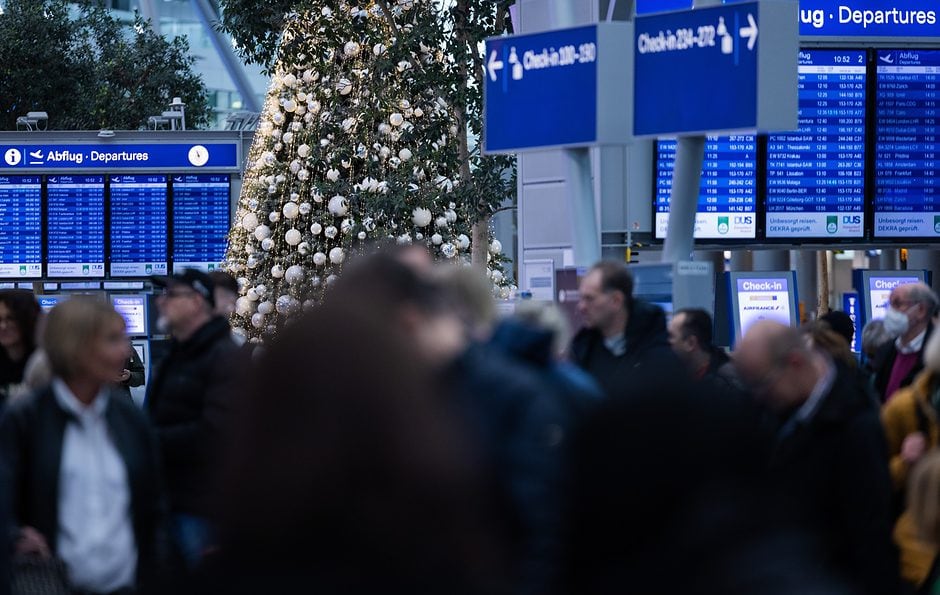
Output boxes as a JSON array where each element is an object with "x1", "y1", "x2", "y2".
[
  {"x1": 0, "y1": 143, "x2": 238, "y2": 171},
  {"x1": 483, "y1": 23, "x2": 631, "y2": 153},
  {"x1": 798, "y1": 0, "x2": 939, "y2": 37},
  {"x1": 766, "y1": 49, "x2": 867, "y2": 238},
  {"x1": 172, "y1": 175, "x2": 230, "y2": 272},
  {"x1": 655, "y1": 135, "x2": 756, "y2": 240},
  {"x1": 46, "y1": 175, "x2": 105, "y2": 278},
  {"x1": 634, "y1": 1, "x2": 797, "y2": 136},
  {"x1": 109, "y1": 175, "x2": 168, "y2": 277},
  {"x1": 874, "y1": 50, "x2": 940, "y2": 238},
  {"x1": 0, "y1": 176, "x2": 41, "y2": 278}
]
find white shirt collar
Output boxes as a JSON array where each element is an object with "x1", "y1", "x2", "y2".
[
  {"x1": 52, "y1": 379, "x2": 109, "y2": 420},
  {"x1": 896, "y1": 328, "x2": 928, "y2": 355}
]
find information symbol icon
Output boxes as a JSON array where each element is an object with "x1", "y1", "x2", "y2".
[{"x1": 4, "y1": 148, "x2": 21, "y2": 166}]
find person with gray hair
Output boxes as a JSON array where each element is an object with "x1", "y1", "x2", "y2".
[{"x1": 873, "y1": 282, "x2": 939, "y2": 403}]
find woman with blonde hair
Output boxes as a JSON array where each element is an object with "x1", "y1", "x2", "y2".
[
  {"x1": 909, "y1": 449, "x2": 940, "y2": 593},
  {"x1": 0, "y1": 298, "x2": 164, "y2": 594}
]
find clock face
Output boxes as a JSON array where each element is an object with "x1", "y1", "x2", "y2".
[{"x1": 188, "y1": 145, "x2": 209, "y2": 167}]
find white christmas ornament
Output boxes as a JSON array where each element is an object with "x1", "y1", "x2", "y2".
[
  {"x1": 326, "y1": 168, "x2": 340, "y2": 182},
  {"x1": 329, "y1": 247, "x2": 346, "y2": 264},
  {"x1": 373, "y1": 43, "x2": 387, "y2": 56},
  {"x1": 378, "y1": 123, "x2": 391, "y2": 135},
  {"x1": 289, "y1": 160, "x2": 301, "y2": 174},
  {"x1": 276, "y1": 295, "x2": 296, "y2": 315},
  {"x1": 285, "y1": 229, "x2": 302, "y2": 246},
  {"x1": 269, "y1": 212, "x2": 280, "y2": 223},
  {"x1": 341, "y1": 219, "x2": 354, "y2": 234},
  {"x1": 321, "y1": 6, "x2": 332, "y2": 16},
  {"x1": 271, "y1": 265, "x2": 285, "y2": 279},
  {"x1": 342, "y1": 117, "x2": 356, "y2": 132},
  {"x1": 431, "y1": 233, "x2": 443, "y2": 245},
  {"x1": 456, "y1": 234, "x2": 470, "y2": 250},
  {"x1": 251, "y1": 313, "x2": 265, "y2": 329},
  {"x1": 297, "y1": 242, "x2": 310, "y2": 255},
  {"x1": 308, "y1": 100, "x2": 321, "y2": 114},
  {"x1": 297, "y1": 144, "x2": 311, "y2": 158},
  {"x1": 299, "y1": 202, "x2": 311, "y2": 215},
  {"x1": 489, "y1": 240, "x2": 503, "y2": 254},
  {"x1": 241, "y1": 213, "x2": 259, "y2": 231},
  {"x1": 310, "y1": 223, "x2": 323, "y2": 235},
  {"x1": 399, "y1": 148, "x2": 412, "y2": 161},
  {"x1": 325, "y1": 226, "x2": 338, "y2": 239},
  {"x1": 441, "y1": 243, "x2": 457, "y2": 259},
  {"x1": 313, "y1": 252, "x2": 327, "y2": 266},
  {"x1": 344, "y1": 41, "x2": 361, "y2": 57},
  {"x1": 254, "y1": 225, "x2": 271, "y2": 241},
  {"x1": 244, "y1": 243, "x2": 255, "y2": 254},
  {"x1": 282, "y1": 100, "x2": 297, "y2": 113},
  {"x1": 282, "y1": 131, "x2": 294, "y2": 144},
  {"x1": 282, "y1": 73, "x2": 297, "y2": 88},
  {"x1": 257, "y1": 301, "x2": 274, "y2": 315},
  {"x1": 283, "y1": 202, "x2": 300, "y2": 219},
  {"x1": 492, "y1": 270, "x2": 504, "y2": 283},
  {"x1": 411, "y1": 207, "x2": 432, "y2": 227},
  {"x1": 326, "y1": 274, "x2": 339, "y2": 285},
  {"x1": 435, "y1": 217, "x2": 448, "y2": 228},
  {"x1": 261, "y1": 238, "x2": 275, "y2": 251},
  {"x1": 256, "y1": 284, "x2": 268, "y2": 298},
  {"x1": 336, "y1": 79, "x2": 353, "y2": 95},
  {"x1": 235, "y1": 297, "x2": 253, "y2": 316},
  {"x1": 297, "y1": 169, "x2": 310, "y2": 181},
  {"x1": 389, "y1": 113, "x2": 404, "y2": 127},
  {"x1": 328, "y1": 195, "x2": 348, "y2": 216},
  {"x1": 285, "y1": 265, "x2": 305, "y2": 285},
  {"x1": 445, "y1": 209, "x2": 458, "y2": 223},
  {"x1": 358, "y1": 231, "x2": 367, "y2": 240}
]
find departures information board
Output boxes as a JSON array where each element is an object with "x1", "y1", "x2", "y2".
[
  {"x1": 172, "y1": 175, "x2": 230, "y2": 272},
  {"x1": 0, "y1": 176, "x2": 42, "y2": 278},
  {"x1": 46, "y1": 175, "x2": 105, "y2": 278},
  {"x1": 766, "y1": 49, "x2": 867, "y2": 239},
  {"x1": 109, "y1": 175, "x2": 168, "y2": 277},
  {"x1": 874, "y1": 50, "x2": 940, "y2": 238},
  {"x1": 655, "y1": 135, "x2": 757, "y2": 240}
]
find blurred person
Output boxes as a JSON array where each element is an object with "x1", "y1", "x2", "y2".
[
  {"x1": 882, "y1": 328, "x2": 940, "y2": 590},
  {"x1": 146, "y1": 269, "x2": 238, "y2": 571},
  {"x1": 433, "y1": 265, "x2": 498, "y2": 342},
  {"x1": 0, "y1": 290, "x2": 41, "y2": 405},
  {"x1": 873, "y1": 283, "x2": 938, "y2": 403},
  {"x1": 802, "y1": 320, "x2": 858, "y2": 371},
  {"x1": 865, "y1": 318, "x2": 895, "y2": 363},
  {"x1": 114, "y1": 342, "x2": 146, "y2": 404},
  {"x1": 327, "y1": 253, "x2": 565, "y2": 595},
  {"x1": 668, "y1": 308, "x2": 741, "y2": 390},
  {"x1": 908, "y1": 449, "x2": 940, "y2": 593},
  {"x1": 202, "y1": 300, "x2": 505, "y2": 595},
  {"x1": 0, "y1": 298, "x2": 164, "y2": 594},
  {"x1": 734, "y1": 321, "x2": 899, "y2": 594},
  {"x1": 571, "y1": 261, "x2": 678, "y2": 397},
  {"x1": 208, "y1": 271, "x2": 247, "y2": 347},
  {"x1": 820, "y1": 310, "x2": 856, "y2": 349}
]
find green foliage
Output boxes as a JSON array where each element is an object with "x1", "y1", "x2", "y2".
[{"x1": 0, "y1": 0, "x2": 210, "y2": 130}]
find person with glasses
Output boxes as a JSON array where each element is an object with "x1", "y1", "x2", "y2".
[
  {"x1": 733, "y1": 321, "x2": 899, "y2": 595},
  {"x1": 873, "y1": 283, "x2": 939, "y2": 404},
  {"x1": 145, "y1": 269, "x2": 238, "y2": 576},
  {"x1": 0, "y1": 290, "x2": 41, "y2": 406}
]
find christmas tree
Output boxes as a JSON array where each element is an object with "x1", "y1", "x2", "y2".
[{"x1": 223, "y1": 0, "x2": 515, "y2": 342}]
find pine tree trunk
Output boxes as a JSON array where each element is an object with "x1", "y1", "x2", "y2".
[{"x1": 471, "y1": 218, "x2": 489, "y2": 268}]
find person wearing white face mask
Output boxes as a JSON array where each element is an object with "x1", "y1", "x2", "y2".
[{"x1": 873, "y1": 282, "x2": 939, "y2": 404}]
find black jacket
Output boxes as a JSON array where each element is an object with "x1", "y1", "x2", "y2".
[
  {"x1": 145, "y1": 316, "x2": 238, "y2": 515},
  {"x1": 767, "y1": 363, "x2": 900, "y2": 595},
  {"x1": 0, "y1": 385, "x2": 165, "y2": 592},
  {"x1": 115, "y1": 346, "x2": 146, "y2": 403},
  {"x1": 872, "y1": 322, "x2": 934, "y2": 402},
  {"x1": 569, "y1": 300, "x2": 681, "y2": 398}
]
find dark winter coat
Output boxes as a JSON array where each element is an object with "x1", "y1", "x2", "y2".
[
  {"x1": 145, "y1": 316, "x2": 238, "y2": 515},
  {"x1": 115, "y1": 346, "x2": 147, "y2": 403},
  {"x1": 0, "y1": 385, "x2": 165, "y2": 593},
  {"x1": 873, "y1": 322, "x2": 934, "y2": 403},
  {"x1": 569, "y1": 300, "x2": 681, "y2": 398},
  {"x1": 767, "y1": 363, "x2": 900, "y2": 595}
]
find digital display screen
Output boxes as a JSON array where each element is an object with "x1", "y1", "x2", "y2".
[
  {"x1": 46, "y1": 175, "x2": 105, "y2": 278},
  {"x1": 37, "y1": 295, "x2": 67, "y2": 312},
  {"x1": 172, "y1": 174, "x2": 230, "y2": 272},
  {"x1": 0, "y1": 176, "x2": 42, "y2": 278},
  {"x1": 874, "y1": 50, "x2": 940, "y2": 237},
  {"x1": 109, "y1": 174, "x2": 168, "y2": 277},
  {"x1": 766, "y1": 49, "x2": 866, "y2": 238},
  {"x1": 735, "y1": 277, "x2": 795, "y2": 337},
  {"x1": 111, "y1": 294, "x2": 148, "y2": 335},
  {"x1": 655, "y1": 135, "x2": 757, "y2": 240},
  {"x1": 868, "y1": 276, "x2": 921, "y2": 321}
]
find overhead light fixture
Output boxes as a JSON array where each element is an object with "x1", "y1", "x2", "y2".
[{"x1": 97, "y1": 129, "x2": 115, "y2": 138}]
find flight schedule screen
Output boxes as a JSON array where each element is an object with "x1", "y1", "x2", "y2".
[
  {"x1": 655, "y1": 135, "x2": 756, "y2": 240},
  {"x1": 172, "y1": 174, "x2": 230, "y2": 272},
  {"x1": 0, "y1": 176, "x2": 42, "y2": 278},
  {"x1": 874, "y1": 50, "x2": 940, "y2": 238},
  {"x1": 46, "y1": 175, "x2": 105, "y2": 278},
  {"x1": 766, "y1": 49, "x2": 866, "y2": 238},
  {"x1": 110, "y1": 174, "x2": 168, "y2": 277}
]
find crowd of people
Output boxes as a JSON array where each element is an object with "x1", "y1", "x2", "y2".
[{"x1": 0, "y1": 252, "x2": 939, "y2": 594}]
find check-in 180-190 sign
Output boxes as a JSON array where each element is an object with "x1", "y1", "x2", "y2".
[{"x1": 633, "y1": 1, "x2": 798, "y2": 137}]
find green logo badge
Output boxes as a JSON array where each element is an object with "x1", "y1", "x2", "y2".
[
  {"x1": 717, "y1": 216, "x2": 729, "y2": 235},
  {"x1": 145, "y1": 264, "x2": 153, "y2": 274},
  {"x1": 826, "y1": 216, "x2": 838, "y2": 234},
  {"x1": 934, "y1": 216, "x2": 940, "y2": 234},
  {"x1": 18, "y1": 265, "x2": 26, "y2": 276},
  {"x1": 208, "y1": 263, "x2": 216, "y2": 271},
  {"x1": 82, "y1": 264, "x2": 90, "y2": 275}
]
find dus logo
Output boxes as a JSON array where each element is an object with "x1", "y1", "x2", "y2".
[
  {"x1": 842, "y1": 216, "x2": 861, "y2": 225},
  {"x1": 734, "y1": 216, "x2": 753, "y2": 225}
]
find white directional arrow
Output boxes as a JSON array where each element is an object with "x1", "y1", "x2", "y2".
[
  {"x1": 739, "y1": 13, "x2": 758, "y2": 51},
  {"x1": 488, "y1": 50, "x2": 504, "y2": 82}
]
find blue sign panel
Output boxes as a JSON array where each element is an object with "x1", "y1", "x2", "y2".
[
  {"x1": 46, "y1": 175, "x2": 105, "y2": 278},
  {"x1": 873, "y1": 50, "x2": 940, "y2": 238},
  {"x1": 798, "y1": 0, "x2": 939, "y2": 37},
  {"x1": 634, "y1": 2, "x2": 763, "y2": 136},
  {"x1": 0, "y1": 176, "x2": 42, "y2": 278},
  {"x1": 172, "y1": 174, "x2": 230, "y2": 272},
  {"x1": 484, "y1": 26, "x2": 598, "y2": 152},
  {"x1": 0, "y1": 143, "x2": 238, "y2": 171},
  {"x1": 109, "y1": 175, "x2": 169, "y2": 278},
  {"x1": 766, "y1": 49, "x2": 867, "y2": 238},
  {"x1": 636, "y1": 0, "x2": 692, "y2": 15},
  {"x1": 655, "y1": 134, "x2": 756, "y2": 239}
]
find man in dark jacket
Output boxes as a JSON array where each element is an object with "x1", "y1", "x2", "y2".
[
  {"x1": 569, "y1": 261, "x2": 679, "y2": 398},
  {"x1": 734, "y1": 321, "x2": 900, "y2": 595},
  {"x1": 147, "y1": 269, "x2": 238, "y2": 571},
  {"x1": 872, "y1": 282, "x2": 938, "y2": 403},
  {"x1": 668, "y1": 307, "x2": 742, "y2": 390}
]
